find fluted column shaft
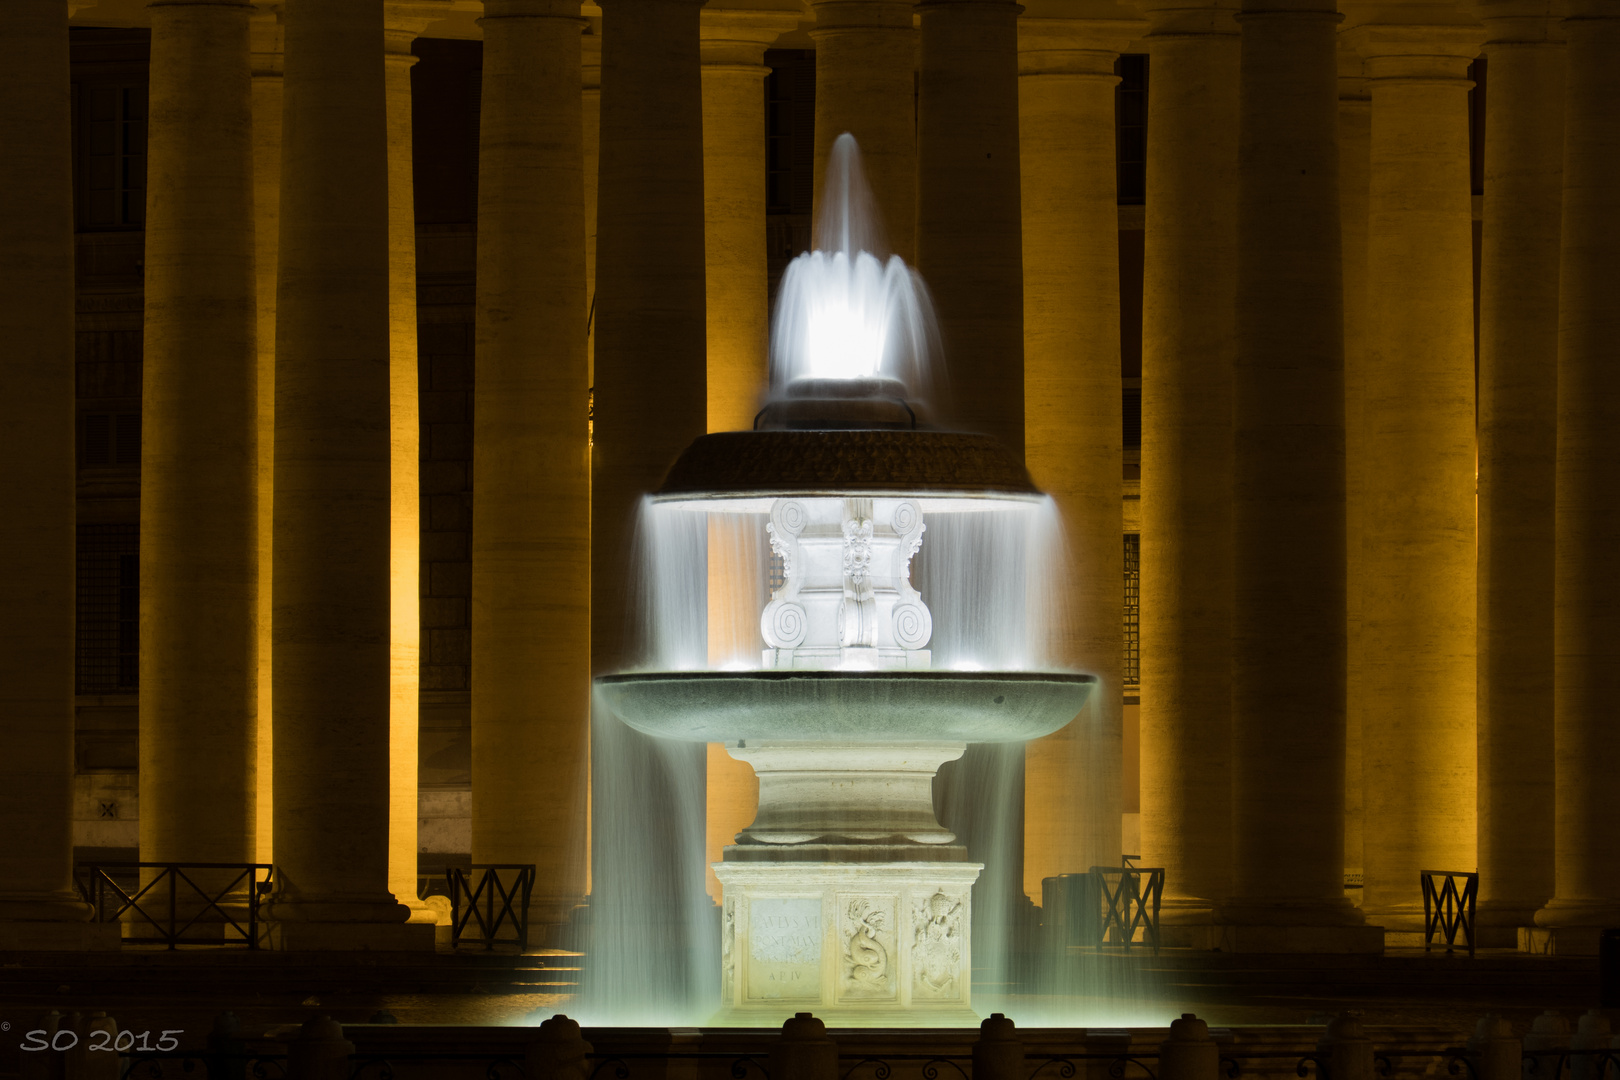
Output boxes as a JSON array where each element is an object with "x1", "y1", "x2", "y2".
[
  {"x1": 1346, "y1": 13, "x2": 1482, "y2": 930},
  {"x1": 811, "y1": 0, "x2": 917, "y2": 257},
  {"x1": 1540, "y1": 0, "x2": 1620, "y2": 936},
  {"x1": 1137, "y1": 0, "x2": 1239, "y2": 920},
  {"x1": 1476, "y1": 0, "x2": 1562, "y2": 936},
  {"x1": 0, "y1": 0, "x2": 94, "y2": 938},
  {"x1": 1017, "y1": 6, "x2": 1140, "y2": 894},
  {"x1": 250, "y1": 2, "x2": 282, "y2": 868},
  {"x1": 139, "y1": 0, "x2": 259, "y2": 870},
  {"x1": 272, "y1": 0, "x2": 409, "y2": 928},
  {"x1": 1338, "y1": 42, "x2": 1369, "y2": 897},
  {"x1": 384, "y1": 11, "x2": 431, "y2": 922},
  {"x1": 473, "y1": 0, "x2": 592, "y2": 936},
  {"x1": 1228, "y1": 0, "x2": 1358, "y2": 926},
  {"x1": 916, "y1": 0, "x2": 1024, "y2": 455},
  {"x1": 584, "y1": 20, "x2": 601, "y2": 384}
]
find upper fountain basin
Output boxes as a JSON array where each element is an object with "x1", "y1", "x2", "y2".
[{"x1": 593, "y1": 669, "x2": 1095, "y2": 744}]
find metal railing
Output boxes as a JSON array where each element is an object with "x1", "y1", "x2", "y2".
[
  {"x1": 76, "y1": 862, "x2": 275, "y2": 950},
  {"x1": 1420, "y1": 870, "x2": 1478, "y2": 957},
  {"x1": 448, "y1": 863, "x2": 536, "y2": 951},
  {"x1": 1092, "y1": 864, "x2": 1165, "y2": 953}
]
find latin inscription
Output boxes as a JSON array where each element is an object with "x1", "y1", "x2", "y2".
[{"x1": 746, "y1": 898, "x2": 822, "y2": 1001}]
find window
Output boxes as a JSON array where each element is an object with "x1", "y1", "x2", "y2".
[
  {"x1": 77, "y1": 524, "x2": 139, "y2": 693},
  {"x1": 79, "y1": 410, "x2": 141, "y2": 469},
  {"x1": 1115, "y1": 55, "x2": 1148, "y2": 206},
  {"x1": 77, "y1": 83, "x2": 147, "y2": 230}
]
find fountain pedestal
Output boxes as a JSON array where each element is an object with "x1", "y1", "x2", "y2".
[{"x1": 715, "y1": 861, "x2": 981, "y2": 1022}]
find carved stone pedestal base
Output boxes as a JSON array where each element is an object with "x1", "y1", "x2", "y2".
[{"x1": 714, "y1": 861, "x2": 982, "y2": 1024}]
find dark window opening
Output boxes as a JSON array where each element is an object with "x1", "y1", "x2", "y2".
[
  {"x1": 77, "y1": 83, "x2": 147, "y2": 230},
  {"x1": 1123, "y1": 533, "x2": 1140, "y2": 690},
  {"x1": 1115, "y1": 55, "x2": 1148, "y2": 206},
  {"x1": 77, "y1": 524, "x2": 140, "y2": 693}
]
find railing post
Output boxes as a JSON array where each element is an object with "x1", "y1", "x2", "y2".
[
  {"x1": 769, "y1": 1012, "x2": 838, "y2": 1080},
  {"x1": 287, "y1": 1017, "x2": 354, "y2": 1080},
  {"x1": 209, "y1": 1012, "x2": 248, "y2": 1080},
  {"x1": 1468, "y1": 1014, "x2": 1522, "y2": 1080},
  {"x1": 1316, "y1": 1012, "x2": 1373, "y2": 1080},
  {"x1": 972, "y1": 1013, "x2": 1026, "y2": 1080},
  {"x1": 525, "y1": 1015, "x2": 593, "y2": 1080},
  {"x1": 1523, "y1": 1011, "x2": 1571, "y2": 1080},
  {"x1": 1569, "y1": 1011, "x2": 1611, "y2": 1080},
  {"x1": 1160, "y1": 1014, "x2": 1218, "y2": 1080}
]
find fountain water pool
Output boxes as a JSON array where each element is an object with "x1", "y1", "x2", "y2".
[{"x1": 586, "y1": 135, "x2": 1098, "y2": 1026}]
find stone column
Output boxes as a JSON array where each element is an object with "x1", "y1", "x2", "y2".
[
  {"x1": 383, "y1": 6, "x2": 434, "y2": 924},
  {"x1": 916, "y1": 0, "x2": 1024, "y2": 455},
  {"x1": 250, "y1": 1, "x2": 283, "y2": 868},
  {"x1": 1537, "y1": 0, "x2": 1620, "y2": 952},
  {"x1": 699, "y1": 5, "x2": 797, "y2": 902},
  {"x1": 592, "y1": 0, "x2": 708, "y2": 673},
  {"x1": 702, "y1": 7, "x2": 797, "y2": 431},
  {"x1": 810, "y1": 0, "x2": 917, "y2": 258},
  {"x1": 583, "y1": 18, "x2": 600, "y2": 383},
  {"x1": 473, "y1": 0, "x2": 592, "y2": 939},
  {"x1": 1017, "y1": 2, "x2": 1142, "y2": 894},
  {"x1": 1344, "y1": 7, "x2": 1482, "y2": 935},
  {"x1": 1475, "y1": 0, "x2": 1562, "y2": 944},
  {"x1": 0, "y1": 0, "x2": 112, "y2": 949},
  {"x1": 270, "y1": 0, "x2": 421, "y2": 944},
  {"x1": 1338, "y1": 41, "x2": 1369, "y2": 901},
  {"x1": 1225, "y1": 0, "x2": 1371, "y2": 947},
  {"x1": 1136, "y1": 0, "x2": 1239, "y2": 930},
  {"x1": 139, "y1": 0, "x2": 259, "y2": 875}
]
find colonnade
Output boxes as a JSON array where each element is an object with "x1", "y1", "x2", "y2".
[{"x1": 1, "y1": 0, "x2": 1617, "y2": 954}]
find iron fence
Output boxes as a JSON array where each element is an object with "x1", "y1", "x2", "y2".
[
  {"x1": 448, "y1": 863, "x2": 536, "y2": 951},
  {"x1": 1420, "y1": 870, "x2": 1478, "y2": 957},
  {"x1": 76, "y1": 862, "x2": 274, "y2": 950}
]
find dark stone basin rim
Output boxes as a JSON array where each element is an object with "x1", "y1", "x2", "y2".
[{"x1": 596, "y1": 670, "x2": 1096, "y2": 688}]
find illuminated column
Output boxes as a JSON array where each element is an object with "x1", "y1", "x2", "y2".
[
  {"x1": 584, "y1": 18, "x2": 600, "y2": 382},
  {"x1": 1536, "y1": 0, "x2": 1620, "y2": 952},
  {"x1": 1017, "y1": 3, "x2": 1142, "y2": 894},
  {"x1": 383, "y1": 8, "x2": 434, "y2": 924},
  {"x1": 1344, "y1": 9, "x2": 1482, "y2": 935},
  {"x1": 702, "y1": 7, "x2": 797, "y2": 431},
  {"x1": 592, "y1": 0, "x2": 707, "y2": 673},
  {"x1": 139, "y1": 0, "x2": 259, "y2": 875},
  {"x1": 1338, "y1": 40, "x2": 1368, "y2": 899},
  {"x1": 699, "y1": 6, "x2": 797, "y2": 902},
  {"x1": 270, "y1": 0, "x2": 420, "y2": 944},
  {"x1": 250, "y1": 1, "x2": 282, "y2": 868},
  {"x1": 916, "y1": 0, "x2": 1024, "y2": 457},
  {"x1": 1225, "y1": 0, "x2": 1372, "y2": 946},
  {"x1": 0, "y1": 0, "x2": 112, "y2": 949},
  {"x1": 1475, "y1": 0, "x2": 1561, "y2": 944},
  {"x1": 810, "y1": 0, "x2": 917, "y2": 258},
  {"x1": 1136, "y1": 0, "x2": 1239, "y2": 928},
  {"x1": 472, "y1": 0, "x2": 592, "y2": 939}
]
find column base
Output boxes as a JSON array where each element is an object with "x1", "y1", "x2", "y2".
[
  {"x1": 0, "y1": 921, "x2": 122, "y2": 951},
  {"x1": 1519, "y1": 925, "x2": 1608, "y2": 956},
  {"x1": 268, "y1": 921, "x2": 437, "y2": 951},
  {"x1": 1475, "y1": 902, "x2": 1546, "y2": 948},
  {"x1": 1208, "y1": 923, "x2": 1386, "y2": 953}
]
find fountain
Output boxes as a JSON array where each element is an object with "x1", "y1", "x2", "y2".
[{"x1": 591, "y1": 135, "x2": 1094, "y2": 1025}]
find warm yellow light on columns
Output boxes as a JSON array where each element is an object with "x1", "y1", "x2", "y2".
[
  {"x1": 472, "y1": 0, "x2": 592, "y2": 941},
  {"x1": 1536, "y1": 0, "x2": 1620, "y2": 953},
  {"x1": 139, "y1": 0, "x2": 260, "y2": 881},
  {"x1": 699, "y1": 5, "x2": 797, "y2": 903},
  {"x1": 917, "y1": 0, "x2": 1024, "y2": 456},
  {"x1": 1017, "y1": 2, "x2": 1142, "y2": 896},
  {"x1": 0, "y1": 0, "x2": 113, "y2": 949},
  {"x1": 1136, "y1": 0, "x2": 1239, "y2": 930},
  {"x1": 384, "y1": 9, "x2": 434, "y2": 926},
  {"x1": 1225, "y1": 0, "x2": 1371, "y2": 948},
  {"x1": 250, "y1": 2, "x2": 283, "y2": 870},
  {"x1": 1475, "y1": 0, "x2": 1561, "y2": 945},
  {"x1": 1337, "y1": 40, "x2": 1369, "y2": 901},
  {"x1": 270, "y1": 0, "x2": 419, "y2": 945},
  {"x1": 810, "y1": 0, "x2": 917, "y2": 259},
  {"x1": 1344, "y1": 8, "x2": 1482, "y2": 936},
  {"x1": 584, "y1": 17, "x2": 601, "y2": 386}
]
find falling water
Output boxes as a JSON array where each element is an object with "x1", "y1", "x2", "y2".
[{"x1": 578, "y1": 134, "x2": 1168, "y2": 1028}]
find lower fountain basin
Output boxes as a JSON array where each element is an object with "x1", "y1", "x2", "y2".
[{"x1": 593, "y1": 669, "x2": 1095, "y2": 744}]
